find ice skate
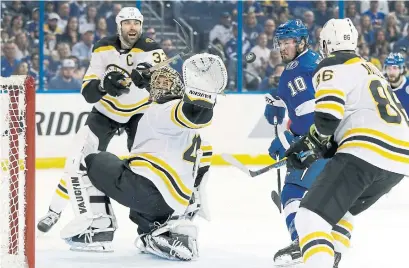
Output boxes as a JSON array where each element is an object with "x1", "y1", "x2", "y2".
[
  {"x1": 273, "y1": 238, "x2": 302, "y2": 267},
  {"x1": 37, "y1": 209, "x2": 61, "y2": 233}
]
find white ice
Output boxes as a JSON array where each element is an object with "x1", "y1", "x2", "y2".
[{"x1": 36, "y1": 167, "x2": 409, "y2": 268}]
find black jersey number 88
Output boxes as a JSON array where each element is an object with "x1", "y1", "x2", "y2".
[{"x1": 369, "y1": 79, "x2": 409, "y2": 126}]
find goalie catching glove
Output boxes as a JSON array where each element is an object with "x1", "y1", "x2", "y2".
[
  {"x1": 285, "y1": 124, "x2": 338, "y2": 169},
  {"x1": 182, "y1": 53, "x2": 228, "y2": 109}
]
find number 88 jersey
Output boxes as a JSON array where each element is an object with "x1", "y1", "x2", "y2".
[{"x1": 313, "y1": 53, "x2": 409, "y2": 176}]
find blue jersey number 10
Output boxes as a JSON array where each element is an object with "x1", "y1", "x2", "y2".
[{"x1": 288, "y1": 76, "x2": 307, "y2": 96}]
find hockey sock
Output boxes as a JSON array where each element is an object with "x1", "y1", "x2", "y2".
[
  {"x1": 332, "y1": 212, "x2": 353, "y2": 254},
  {"x1": 49, "y1": 177, "x2": 70, "y2": 213},
  {"x1": 281, "y1": 183, "x2": 307, "y2": 241},
  {"x1": 295, "y1": 207, "x2": 334, "y2": 268}
]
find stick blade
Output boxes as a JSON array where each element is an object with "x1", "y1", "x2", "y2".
[
  {"x1": 271, "y1": 191, "x2": 282, "y2": 213},
  {"x1": 220, "y1": 153, "x2": 251, "y2": 176}
]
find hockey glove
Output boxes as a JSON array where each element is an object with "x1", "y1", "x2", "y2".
[
  {"x1": 100, "y1": 71, "x2": 130, "y2": 97},
  {"x1": 268, "y1": 130, "x2": 296, "y2": 161},
  {"x1": 264, "y1": 93, "x2": 286, "y2": 125},
  {"x1": 131, "y1": 62, "x2": 153, "y2": 90},
  {"x1": 285, "y1": 124, "x2": 333, "y2": 170}
]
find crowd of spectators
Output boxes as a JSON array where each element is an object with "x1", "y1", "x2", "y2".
[{"x1": 3, "y1": 1, "x2": 409, "y2": 92}]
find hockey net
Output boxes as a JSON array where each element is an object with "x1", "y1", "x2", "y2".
[{"x1": 0, "y1": 76, "x2": 35, "y2": 268}]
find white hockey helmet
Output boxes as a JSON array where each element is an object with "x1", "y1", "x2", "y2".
[
  {"x1": 116, "y1": 7, "x2": 144, "y2": 36},
  {"x1": 320, "y1": 18, "x2": 358, "y2": 57}
]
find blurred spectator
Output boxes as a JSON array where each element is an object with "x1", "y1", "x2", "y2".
[
  {"x1": 1, "y1": 31, "x2": 9, "y2": 43},
  {"x1": 278, "y1": 10, "x2": 290, "y2": 25},
  {"x1": 161, "y1": 39, "x2": 183, "y2": 74},
  {"x1": 57, "y1": 17, "x2": 80, "y2": 47},
  {"x1": 362, "y1": 1, "x2": 385, "y2": 28},
  {"x1": 258, "y1": 63, "x2": 285, "y2": 91},
  {"x1": 48, "y1": 59, "x2": 81, "y2": 90},
  {"x1": 263, "y1": 19, "x2": 275, "y2": 49},
  {"x1": 246, "y1": 33, "x2": 270, "y2": 89},
  {"x1": 225, "y1": 23, "x2": 251, "y2": 89},
  {"x1": 314, "y1": 1, "x2": 332, "y2": 27},
  {"x1": 58, "y1": 2, "x2": 71, "y2": 31},
  {"x1": 99, "y1": 1, "x2": 114, "y2": 18},
  {"x1": 146, "y1": 27, "x2": 157, "y2": 41},
  {"x1": 360, "y1": 0, "x2": 389, "y2": 14},
  {"x1": 361, "y1": 15, "x2": 375, "y2": 45},
  {"x1": 244, "y1": 0, "x2": 264, "y2": 17},
  {"x1": 28, "y1": 52, "x2": 50, "y2": 88},
  {"x1": 68, "y1": 56, "x2": 86, "y2": 80},
  {"x1": 385, "y1": 14, "x2": 402, "y2": 48},
  {"x1": 50, "y1": 42, "x2": 72, "y2": 72},
  {"x1": 44, "y1": 33, "x2": 57, "y2": 56},
  {"x1": 13, "y1": 61, "x2": 29, "y2": 76},
  {"x1": 45, "y1": 2, "x2": 56, "y2": 16},
  {"x1": 346, "y1": 2, "x2": 361, "y2": 26},
  {"x1": 26, "y1": 8, "x2": 39, "y2": 36},
  {"x1": 392, "y1": 1, "x2": 409, "y2": 31},
  {"x1": 94, "y1": 17, "x2": 108, "y2": 42},
  {"x1": 69, "y1": 1, "x2": 87, "y2": 17},
  {"x1": 371, "y1": 29, "x2": 389, "y2": 56},
  {"x1": 1, "y1": 41, "x2": 20, "y2": 77},
  {"x1": 265, "y1": 50, "x2": 282, "y2": 78},
  {"x1": 243, "y1": 11, "x2": 263, "y2": 45},
  {"x1": 287, "y1": 1, "x2": 313, "y2": 19},
  {"x1": 8, "y1": 15, "x2": 24, "y2": 37},
  {"x1": 394, "y1": 27, "x2": 409, "y2": 52},
  {"x1": 107, "y1": 3, "x2": 122, "y2": 35},
  {"x1": 8, "y1": 1, "x2": 30, "y2": 18},
  {"x1": 303, "y1": 11, "x2": 317, "y2": 43},
  {"x1": 44, "y1": 13, "x2": 63, "y2": 35},
  {"x1": 79, "y1": 5, "x2": 97, "y2": 34},
  {"x1": 1, "y1": 12, "x2": 12, "y2": 31},
  {"x1": 358, "y1": 43, "x2": 382, "y2": 70},
  {"x1": 72, "y1": 31, "x2": 94, "y2": 65},
  {"x1": 209, "y1": 12, "x2": 233, "y2": 47},
  {"x1": 14, "y1": 33, "x2": 30, "y2": 60}
]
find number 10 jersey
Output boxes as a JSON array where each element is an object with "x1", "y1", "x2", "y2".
[{"x1": 313, "y1": 54, "x2": 409, "y2": 176}]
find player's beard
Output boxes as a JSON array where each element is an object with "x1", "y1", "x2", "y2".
[
  {"x1": 388, "y1": 75, "x2": 401, "y2": 87},
  {"x1": 120, "y1": 30, "x2": 141, "y2": 49}
]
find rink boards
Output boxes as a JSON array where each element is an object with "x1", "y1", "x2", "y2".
[{"x1": 35, "y1": 93, "x2": 286, "y2": 169}]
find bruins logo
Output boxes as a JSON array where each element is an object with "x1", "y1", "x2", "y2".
[
  {"x1": 105, "y1": 64, "x2": 131, "y2": 77},
  {"x1": 145, "y1": 38, "x2": 154, "y2": 43}
]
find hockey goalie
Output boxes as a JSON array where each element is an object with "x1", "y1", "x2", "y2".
[{"x1": 60, "y1": 53, "x2": 227, "y2": 261}]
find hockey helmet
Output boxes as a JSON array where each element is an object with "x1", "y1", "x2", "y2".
[
  {"x1": 320, "y1": 18, "x2": 358, "y2": 58},
  {"x1": 116, "y1": 7, "x2": 144, "y2": 46},
  {"x1": 384, "y1": 53, "x2": 406, "y2": 81},
  {"x1": 150, "y1": 66, "x2": 184, "y2": 102}
]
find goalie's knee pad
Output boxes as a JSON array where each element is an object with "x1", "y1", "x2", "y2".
[{"x1": 332, "y1": 212, "x2": 353, "y2": 254}]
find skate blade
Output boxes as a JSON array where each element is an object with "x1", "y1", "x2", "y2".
[{"x1": 70, "y1": 242, "x2": 114, "y2": 253}]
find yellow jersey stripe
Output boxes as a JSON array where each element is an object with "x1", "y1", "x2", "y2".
[
  {"x1": 102, "y1": 95, "x2": 150, "y2": 110},
  {"x1": 94, "y1": 46, "x2": 115, "y2": 53},
  {"x1": 136, "y1": 153, "x2": 192, "y2": 196},
  {"x1": 315, "y1": 89, "x2": 345, "y2": 99},
  {"x1": 59, "y1": 178, "x2": 67, "y2": 187},
  {"x1": 300, "y1": 231, "x2": 334, "y2": 248},
  {"x1": 99, "y1": 100, "x2": 149, "y2": 117},
  {"x1": 130, "y1": 160, "x2": 189, "y2": 206},
  {"x1": 201, "y1": 145, "x2": 213, "y2": 151},
  {"x1": 331, "y1": 232, "x2": 351, "y2": 248},
  {"x1": 131, "y1": 48, "x2": 144, "y2": 53},
  {"x1": 338, "y1": 142, "x2": 409, "y2": 163},
  {"x1": 200, "y1": 156, "x2": 212, "y2": 163},
  {"x1": 83, "y1": 74, "x2": 99, "y2": 81},
  {"x1": 338, "y1": 219, "x2": 353, "y2": 232},
  {"x1": 81, "y1": 80, "x2": 91, "y2": 90},
  {"x1": 315, "y1": 103, "x2": 344, "y2": 117},
  {"x1": 342, "y1": 128, "x2": 409, "y2": 148},
  {"x1": 344, "y1": 57, "x2": 362, "y2": 65},
  {"x1": 303, "y1": 246, "x2": 334, "y2": 263},
  {"x1": 175, "y1": 101, "x2": 212, "y2": 129}
]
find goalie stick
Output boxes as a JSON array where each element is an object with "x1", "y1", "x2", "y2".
[{"x1": 221, "y1": 150, "x2": 313, "y2": 178}]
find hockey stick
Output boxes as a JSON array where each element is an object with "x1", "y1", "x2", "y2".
[{"x1": 272, "y1": 116, "x2": 282, "y2": 213}]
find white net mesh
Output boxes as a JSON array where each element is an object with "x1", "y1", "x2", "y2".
[
  {"x1": 182, "y1": 53, "x2": 228, "y2": 94},
  {"x1": 0, "y1": 76, "x2": 30, "y2": 268}
]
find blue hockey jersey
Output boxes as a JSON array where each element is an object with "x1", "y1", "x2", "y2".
[
  {"x1": 393, "y1": 76, "x2": 409, "y2": 116},
  {"x1": 277, "y1": 49, "x2": 321, "y2": 135}
]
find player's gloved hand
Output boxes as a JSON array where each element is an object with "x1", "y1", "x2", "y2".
[
  {"x1": 264, "y1": 93, "x2": 286, "y2": 125},
  {"x1": 285, "y1": 124, "x2": 333, "y2": 169},
  {"x1": 268, "y1": 130, "x2": 296, "y2": 160},
  {"x1": 131, "y1": 62, "x2": 153, "y2": 89},
  {"x1": 100, "y1": 71, "x2": 130, "y2": 97}
]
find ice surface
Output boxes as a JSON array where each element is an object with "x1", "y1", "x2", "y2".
[{"x1": 36, "y1": 168, "x2": 409, "y2": 268}]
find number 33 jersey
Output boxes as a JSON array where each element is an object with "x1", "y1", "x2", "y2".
[
  {"x1": 313, "y1": 53, "x2": 409, "y2": 176},
  {"x1": 128, "y1": 99, "x2": 213, "y2": 214}
]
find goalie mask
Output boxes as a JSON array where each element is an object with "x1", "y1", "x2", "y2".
[{"x1": 150, "y1": 66, "x2": 184, "y2": 102}]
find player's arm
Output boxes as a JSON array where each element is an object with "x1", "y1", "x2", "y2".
[
  {"x1": 81, "y1": 45, "x2": 106, "y2": 103},
  {"x1": 313, "y1": 66, "x2": 346, "y2": 136}
]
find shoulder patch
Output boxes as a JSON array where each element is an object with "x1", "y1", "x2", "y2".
[
  {"x1": 134, "y1": 34, "x2": 161, "y2": 52},
  {"x1": 313, "y1": 52, "x2": 359, "y2": 76},
  {"x1": 286, "y1": 61, "x2": 299, "y2": 70},
  {"x1": 145, "y1": 38, "x2": 154, "y2": 43}
]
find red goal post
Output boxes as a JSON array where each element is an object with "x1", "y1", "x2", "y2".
[{"x1": 0, "y1": 75, "x2": 35, "y2": 268}]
